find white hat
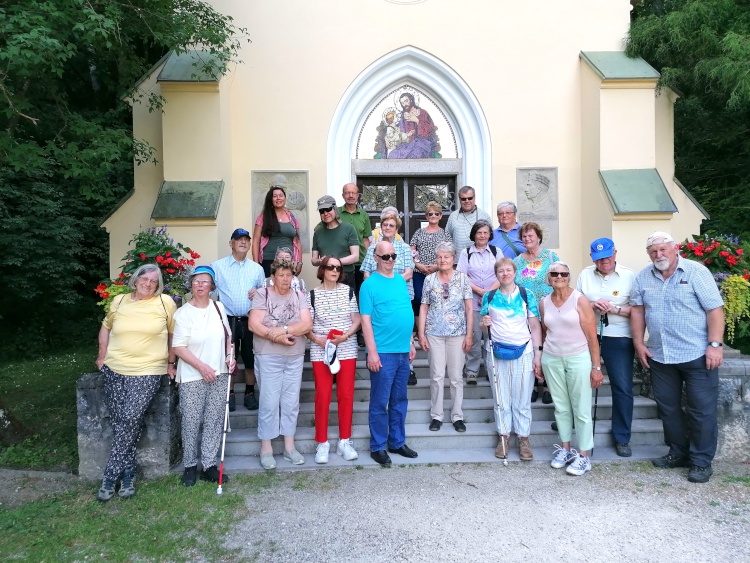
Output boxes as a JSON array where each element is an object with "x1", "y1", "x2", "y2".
[
  {"x1": 646, "y1": 231, "x2": 675, "y2": 248},
  {"x1": 323, "y1": 340, "x2": 340, "y2": 374}
]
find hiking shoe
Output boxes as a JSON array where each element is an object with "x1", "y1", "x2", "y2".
[
  {"x1": 467, "y1": 374, "x2": 478, "y2": 386},
  {"x1": 518, "y1": 437, "x2": 533, "y2": 461},
  {"x1": 550, "y1": 445, "x2": 576, "y2": 469},
  {"x1": 118, "y1": 467, "x2": 136, "y2": 499},
  {"x1": 429, "y1": 419, "x2": 442, "y2": 431},
  {"x1": 542, "y1": 391, "x2": 553, "y2": 404},
  {"x1": 260, "y1": 453, "x2": 276, "y2": 470},
  {"x1": 453, "y1": 420, "x2": 466, "y2": 433},
  {"x1": 408, "y1": 370, "x2": 417, "y2": 385},
  {"x1": 181, "y1": 466, "x2": 197, "y2": 487},
  {"x1": 531, "y1": 389, "x2": 539, "y2": 403},
  {"x1": 615, "y1": 443, "x2": 632, "y2": 458},
  {"x1": 688, "y1": 464, "x2": 713, "y2": 483},
  {"x1": 244, "y1": 392, "x2": 259, "y2": 410},
  {"x1": 337, "y1": 438, "x2": 359, "y2": 461},
  {"x1": 283, "y1": 449, "x2": 305, "y2": 465},
  {"x1": 200, "y1": 465, "x2": 228, "y2": 483},
  {"x1": 566, "y1": 453, "x2": 592, "y2": 476},
  {"x1": 228, "y1": 391, "x2": 236, "y2": 412},
  {"x1": 495, "y1": 434, "x2": 509, "y2": 459},
  {"x1": 315, "y1": 441, "x2": 330, "y2": 464},
  {"x1": 652, "y1": 453, "x2": 690, "y2": 469},
  {"x1": 97, "y1": 478, "x2": 116, "y2": 502}
]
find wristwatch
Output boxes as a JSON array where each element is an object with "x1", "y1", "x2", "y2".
[
  {"x1": 616, "y1": 305, "x2": 622, "y2": 314},
  {"x1": 708, "y1": 341, "x2": 723, "y2": 348},
  {"x1": 592, "y1": 366, "x2": 602, "y2": 371},
  {"x1": 284, "y1": 325, "x2": 289, "y2": 334}
]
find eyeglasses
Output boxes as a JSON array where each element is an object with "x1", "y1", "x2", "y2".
[
  {"x1": 192, "y1": 280, "x2": 212, "y2": 286},
  {"x1": 138, "y1": 278, "x2": 159, "y2": 286},
  {"x1": 319, "y1": 207, "x2": 334, "y2": 214},
  {"x1": 460, "y1": 196, "x2": 474, "y2": 201},
  {"x1": 498, "y1": 212, "x2": 514, "y2": 216},
  {"x1": 442, "y1": 283, "x2": 450, "y2": 299},
  {"x1": 549, "y1": 272, "x2": 570, "y2": 278},
  {"x1": 376, "y1": 253, "x2": 397, "y2": 261},
  {"x1": 324, "y1": 264, "x2": 343, "y2": 272},
  {"x1": 426, "y1": 212, "x2": 441, "y2": 217}
]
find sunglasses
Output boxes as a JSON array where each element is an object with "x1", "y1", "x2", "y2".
[
  {"x1": 376, "y1": 253, "x2": 398, "y2": 261},
  {"x1": 426, "y1": 212, "x2": 441, "y2": 217},
  {"x1": 319, "y1": 207, "x2": 334, "y2": 214},
  {"x1": 549, "y1": 271, "x2": 570, "y2": 278},
  {"x1": 442, "y1": 282, "x2": 450, "y2": 299},
  {"x1": 324, "y1": 264, "x2": 343, "y2": 272},
  {"x1": 460, "y1": 196, "x2": 474, "y2": 201}
]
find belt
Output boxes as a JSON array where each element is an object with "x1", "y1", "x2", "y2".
[{"x1": 227, "y1": 315, "x2": 248, "y2": 321}]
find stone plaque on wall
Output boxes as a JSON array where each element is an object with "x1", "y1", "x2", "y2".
[
  {"x1": 516, "y1": 167, "x2": 559, "y2": 249},
  {"x1": 251, "y1": 171, "x2": 310, "y2": 252}
]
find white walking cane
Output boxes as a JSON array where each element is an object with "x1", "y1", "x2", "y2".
[
  {"x1": 217, "y1": 346, "x2": 234, "y2": 495},
  {"x1": 485, "y1": 328, "x2": 508, "y2": 467}
]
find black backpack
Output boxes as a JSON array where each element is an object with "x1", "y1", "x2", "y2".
[
  {"x1": 466, "y1": 244, "x2": 498, "y2": 264},
  {"x1": 486, "y1": 285, "x2": 529, "y2": 308},
  {"x1": 309, "y1": 285, "x2": 354, "y2": 310}
]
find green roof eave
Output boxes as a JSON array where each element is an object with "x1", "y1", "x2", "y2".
[
  {"x1": 674, "y1": 177, "x2": 709, "y2": 219},
  {"x1": 599, "y1": 169, "x2": 677, "y2": 214},
  {"x1": 157, "y1": 50, "x2": 223, "y2": 83},
  {"x1": 580, "y1": 51, "x2": 660, "y2": 81},
  {"x1": 152, "y1": 181, "x2": 224, "y2": 220}
]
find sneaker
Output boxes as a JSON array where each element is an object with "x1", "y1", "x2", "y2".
[
  {"x1": 518, "y1": 437, "x2": 533, "y2": 461},
  {"x1": 453, "y1": 420, "x2": 466, "y2": 433},
  {"x1": 200, "y1": 465, "x2": 229, "y2": 483},
  {"x1": 118, "y1": 467, "x2": 136, "y2": 499},
  {"x1": 283, "y1": 449, "x2": 305, "y2": 465},
  {"x1": 260, "y1": 453, "x2": 276, "y2": 470},
  {"x1": 228, "y1": 391, "x2": 236, "y2": 412},
  {"x1": 467, "y1": 374, "x2": 478, "y2": 386},
  {"x1": 688, "y1": 464, "x2": 713, "y2": 483},
  {"x1": 495, "y1": 434, "x2": 509, "y2": 459},
  {"x1": 97, "y1": 478, "x2": 116, "y2": 502},
  {"x1": 337, "y1": 438, "x2": 359, "y2": 461},
  {"x1": 429, "y1": 419, "x2": 442, "y2": 431},
  {"x1": 615, "y1": 443, "x2": 632, "y2": 458},
  {"x1": 315, "y1": 441, "x2": 330, "y2": 464},
  {"x1": 243, "y1": 392, "x2": 259, "y2": 410},
  {"x1": 550, "y1": 445, "x2": 576, "y2": 469},
  {"x1": 181, "y1": 466, "x2": 197, "y2": 487},
  {"x1": 566, "y1": 453, "x2": 592, "y2": 476},
  {"x1": 652, "y1": 453, "x2": 690, "y2": 469},
  {"x1": 408, "y1": 370, "x2": 417, "y2": 385}
]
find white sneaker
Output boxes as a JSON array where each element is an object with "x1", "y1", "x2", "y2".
[
  {"x1": 550, "y1": 444, "x2": 577, "y2": 469},
  {"x1": 315, "y1": 441, "x2": 330, "y2": 464},
  {"x1": 337, "y1": 438, "x2": 359, "y2": 461},
  {"x1": 566, "y1": 453, "x2": 592, "y2": 476}
]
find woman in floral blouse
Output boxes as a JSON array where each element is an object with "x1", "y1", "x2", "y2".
[{"x1": 410, "y1": 200, "x2": 452, "y2": 316}]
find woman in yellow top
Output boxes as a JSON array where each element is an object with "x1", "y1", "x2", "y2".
[{"x1": 95, "y1": 264, "x2": 177, "y2": 501}]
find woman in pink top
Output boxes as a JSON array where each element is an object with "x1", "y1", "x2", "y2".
[{"x1": 539, "y1": 261, "x2": 602, "y2": 476}]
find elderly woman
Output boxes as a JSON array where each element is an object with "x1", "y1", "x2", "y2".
[
  {"x1": 305, "y1": 256, "x2": 361, "y2": 463},
  {"x1": 95, "y1": 264, "x2": 177, "y2": 501},
  {"x1": 456, "y1": 219, "x2": 499, "y2": 385},
  {"x1": 410, "y1": 201, "x2": 452, "y2": 316},
  {"x1": 480, "y1": 258, "x2": 543, "y2": 461},
  {"x1": 261, "y1": 247, "x2": 307, "y2": 293},
  {"x1": 172, "y1": 266, "x2": 236, "y2": 487},
  {"x1": 249, "y1": 259, "x2": 312, "y2": 470},
  {"x1": 513, "y1": 221, "x2": 560, "y2": 404},
  {"x1": 417, "y1": 242, "x2": 472, "y2": 432},
  {"x1": 540, "y1": 261, "x2": 603, "y2": 476},
  {"x1": 252, "y1": 186, "x2": 303, "y2": 277}
]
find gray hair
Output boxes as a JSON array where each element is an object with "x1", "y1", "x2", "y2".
[
  {"x1": 496, "y1": 201, "x2": 517, "y2": 214},
  {"x1": 545, "y1": 261, "x2": 571, "y2": 286},
  {"x1": 458, "y1": 185, "x2": 475, "y2": 196},
  {"x1": 128, "y1": 263, "x2": 164, "y2": 294},
  {"x1": 435, "y1": 241, "x2": 457, "y2": 258},
  {"x1": 275, "y1": 246, "x2": 294, "y2": 260}
]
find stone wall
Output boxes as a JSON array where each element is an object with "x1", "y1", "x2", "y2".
[{"x1": 77, "y1": 372, "x2": 180, "y2": 480}]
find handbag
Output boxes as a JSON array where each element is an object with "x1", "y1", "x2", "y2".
[{"x1": 492, "y1": 340, "x2": 528, "y2": 361}]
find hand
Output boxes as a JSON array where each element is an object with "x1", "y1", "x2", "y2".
[
  {"x1": 294, "y1": 263, "x2": 302, "y2": 276},
  {"x1": 266, "y1": 327, "x2": 282, "y2": 342},
  {"x1": 95, "y1": 357, "x2": 105, "y2": 370},
  {"x1": 592, "y1": 298, "x2": 612, "y2": 313},
  {"x1": 227, "y1": 358, "x2": 237, "y2": 373},
  {"x1": 248, "y1": 288, "x2": 257, "y2": 300},
  {"x1": 275, "y1": 334, "x2": 297, "y2": 347},
  {"x1": 331, "y1": 334, "x2": 348, "y2": 346},
  {"x1": 462, "y1": 334, "x2": 472, "y2": 353},
  {"x1": 634, "y1": 342, "x2": 652, "y2": 369},
  {"x1": 409, "y1": 341, "x2": 416, "y2": 363},
  {"x1": 199, "y1": 362, "x2": 217, "y2": 383},
  {"x1": 705, "y1": 346, "x2": 724, "y2": 370},
  {"x1": 481, "y1": 315, "x2": 492, "y2": 328},
  {"x1": 532, "y1": 359, "x2": 543, "y2": 381},
  {"x1": 167, "y1": 364, "x2": 176, "y2": 380},
  {"x1": 367, "y1": 351, "x2": 381, "y2": 372},
  {"x1": 590, "y1": 369, "x2": 604, "y2": 389},
  {"x1": 418, "y1": 335, "x2": 429, "y2": 352}
]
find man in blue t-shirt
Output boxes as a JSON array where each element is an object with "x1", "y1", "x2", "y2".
[{"x1": 360, "y1": 241, "x2": 418, "y2": 466}]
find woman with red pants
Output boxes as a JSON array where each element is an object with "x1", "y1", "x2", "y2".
[{"x1": 306, "y1": 256, "x2": 361, "y2": 463}]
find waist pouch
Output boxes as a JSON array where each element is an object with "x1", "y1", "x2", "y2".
[{"x1": 492, "y1": 340, "x2": 528, "y2": 361}]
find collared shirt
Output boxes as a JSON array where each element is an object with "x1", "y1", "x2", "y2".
[
  {"x1": 211, "y1": 255, "x2": 266, "y2": 317},
  {"x1": 457, "y1": 244, "x2": 498, "y2": 310},
  {"x1": 361, "y1": 238, "x2": 415, "y2": 298},
  {"x1": 338, "y1": 205, "x2": 372, "y2": 265},
  {"x1": 576, "y1": 262, "x2": 636, "y2": 338},
  {"x1": 445, "y1": 206, "x2": 492, "y2": 253},
  {"x1": 631, "y1": 257, "x2": 723, "y2": 364},
  {"x1": 490, "y1": 223, "x2": 525, "y2": 257}
]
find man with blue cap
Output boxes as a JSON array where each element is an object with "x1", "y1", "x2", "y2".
[{"x1": 575, "y1": 237, "x2": 636, "y2": 457}]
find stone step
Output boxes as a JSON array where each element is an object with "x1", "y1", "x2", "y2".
[
  {"x1": 228, "y1": 395, "x2": 658, "y2": 429},
  {"x1": 222, "y1": 418, "x2": 665, "y2": 457}
]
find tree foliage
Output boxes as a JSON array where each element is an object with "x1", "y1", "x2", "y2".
[
  {"x1": 0, "y1": 1, "x2": 246, "y2": 356},
  {"x1": 627, "y1": 0, "x2": 750, "y2": 238}
]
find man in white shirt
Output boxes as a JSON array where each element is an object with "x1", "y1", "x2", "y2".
[{"x1": 445, "y1": 186, "x2": 491, "y2": 255}]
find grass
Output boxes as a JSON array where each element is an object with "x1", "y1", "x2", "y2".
[
  {"x1": 724, "y1": 475, "x2": 750, "y2": 487},
  {"x1": 0, "y1": 346, "x2": 97, "y2": 471}
]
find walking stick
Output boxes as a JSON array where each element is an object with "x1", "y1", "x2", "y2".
[
  {"x1": 217, "y1": 347, "x2": 234, "y2": 495},
  {"x1": 485, "y1": 331, "x2": 508, "y2": 467},
  {"x1": 591, "y1": 314, "x2": 606, "y2": 458}
]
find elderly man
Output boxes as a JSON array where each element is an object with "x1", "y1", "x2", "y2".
[
  {"x1": 490, "y1": 201, "x2": 525, "y2": 258},
  {"x1": 311, "y1": 194, "x2": 360, "y2": 288},
  {"x1": 576, "y1": 238, "x2": 636, "y2": 457},
  {"x1": 360, "y1": 240, "x2": 418, "y2": 466},
  {"x1": 445, "y1": 186, "x2": 492, "y2": 254},
  {"x1": 211, "y1": 228, "x2": 266, "y2": 411},
  {"x1": 631, "y1": 232, "x2": 725, "y2": 483}
]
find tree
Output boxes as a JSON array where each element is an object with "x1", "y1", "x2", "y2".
[
  {"x1": 627, "y1": 0, "x2": 750, "y2": 238},
  {"x1": 0, "y1": 1, "x2": 246, "y2": 355}
]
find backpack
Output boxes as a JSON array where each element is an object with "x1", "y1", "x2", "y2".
[
  {"x1": 486, "y1": 286, "x2": 529, "y2": 309},
  {"x1": 466, "y1": 244, "x2": 498, "y2": 264},
  {"x1": 309, "y1": 285, "x2": 354, "y2": 310}
]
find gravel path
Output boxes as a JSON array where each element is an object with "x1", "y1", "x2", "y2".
[{"x1": 227, "y1": 460, "x2": 750, "y2": 562}]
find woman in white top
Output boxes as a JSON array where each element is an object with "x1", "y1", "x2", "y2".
[
  {"x1": 172, "y1": 265, "x2": 235, "y2": 487},
  {"x1": 305, "y1": 256, "x2": 361, "y2": 464}
]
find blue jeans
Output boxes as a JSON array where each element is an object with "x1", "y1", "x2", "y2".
[
  {"x1": 368, "y1": 352, "x2": 410, "y2": 451},
  {"x1": 650, "y1": 356, "x2": 719, "y2": 467},
  {"x1": 601, "y1": 336, "x2": 634, "y2": 444}
]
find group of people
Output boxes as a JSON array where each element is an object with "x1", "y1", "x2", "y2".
[{"x1": 94, "y1": 183, "x2": 725, "y2": 500}]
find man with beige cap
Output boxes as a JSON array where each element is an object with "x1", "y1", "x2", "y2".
[{"x1": 630, "y1": 231, "x2": 724, "y2": 483}]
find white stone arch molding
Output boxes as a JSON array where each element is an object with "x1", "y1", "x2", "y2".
[{"x1": 326, "y1": 45, "x2": 492, "y2": 212}]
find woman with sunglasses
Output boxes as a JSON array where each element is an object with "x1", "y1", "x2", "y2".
[
  {"x1": 539, "y1": 261, "x2": 602, "y2": 476},
  {"x1": 410, "y1": 201, "x2": 452, "y2": 317},
  {"x1": 305, "y1": 256, "x2": 361, "y2": 463},
  {"x1": 417, "y1": 242, "x2": 472, "y2": 432},
  {"x1": 512, "y1": 221, "x2": 560, "y2": 404}
]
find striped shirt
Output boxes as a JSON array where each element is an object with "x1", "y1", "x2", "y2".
[
  {"x1": 631, "y1": 257, "x2": 723, "y2": 364},
  {"x1": 307, "y1": 285, "x2": 359, "y2": 362},
  {"x1": 361, "y1": 238, "x2": 415, "y2": 298},
  {"x1": 211, "y1": 255, "x2": 266, "y2": 317},
  {"x1": 445, "y1": 207, "x2": 491, "y2": 253}
]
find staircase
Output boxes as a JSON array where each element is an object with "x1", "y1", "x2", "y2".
[{"x1": 221, "y1": 345, "x2": 665, "y2": 472}]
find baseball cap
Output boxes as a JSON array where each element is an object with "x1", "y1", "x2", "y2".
[
  {"x1": 191, "y1": 265, "x2": 216, "y2": 281},
  {"x1": 231, "y1": 228, "x2": 251, "y2": 240},
  {"x1": 590, "y1": 238, "x2": 615, "y2": 260},
  {"x1": 646, "y1": 231, "x2": 675, "y2": 248},
  {"x1": 317, "y1": 195, "x2": 337, "y2": 211}
]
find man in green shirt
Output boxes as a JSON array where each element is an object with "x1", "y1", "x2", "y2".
[{"x1": 311, "y1": 194, "x2": 360, "y2": 287}]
